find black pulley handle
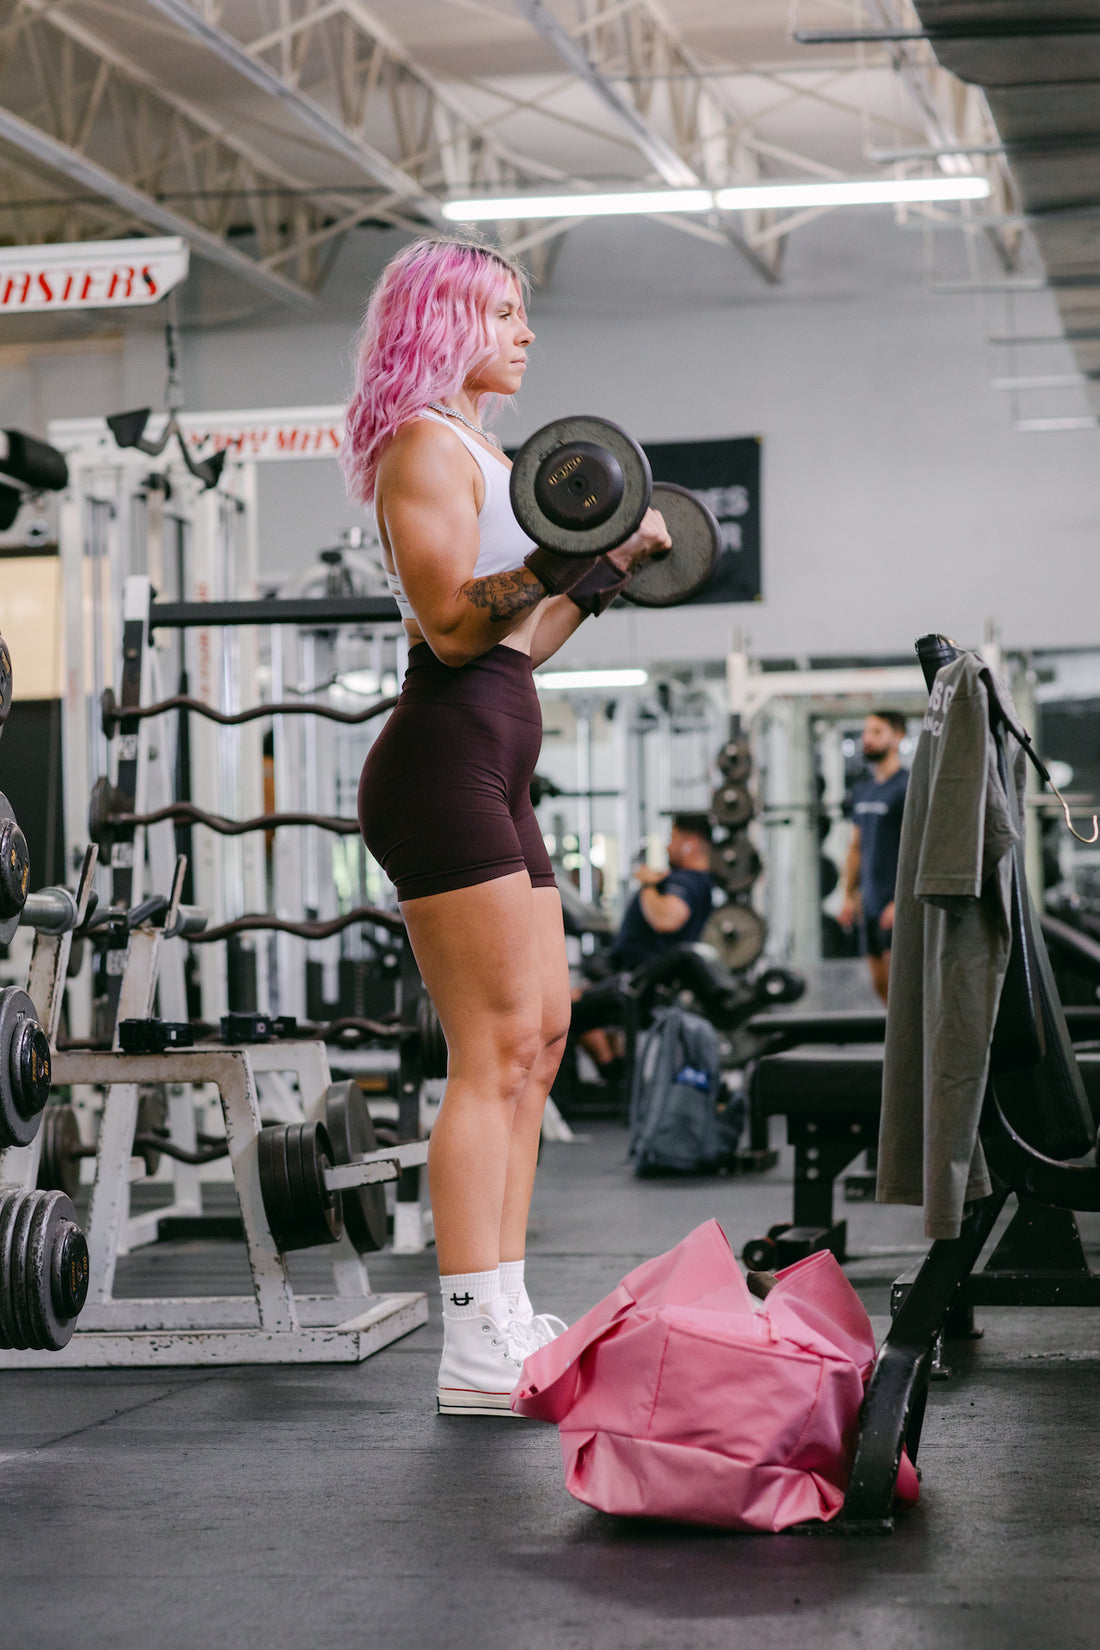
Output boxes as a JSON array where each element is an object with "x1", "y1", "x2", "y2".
[{"x1": 915, "y1": 633, "x2": 962, "y2": 692}]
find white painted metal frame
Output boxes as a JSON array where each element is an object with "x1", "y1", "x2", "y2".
[{"x1": 0, "y1": 1043, "x2": 428, "y2": 1368}]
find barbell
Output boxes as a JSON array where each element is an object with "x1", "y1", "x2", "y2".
[{"x1": 510, "y1": 415, "x2": 721, "y2": 607}]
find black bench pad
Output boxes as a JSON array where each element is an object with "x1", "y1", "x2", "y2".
[{"x1": 753, "y1": 1045, "x2": 1100, "y2": 1121}]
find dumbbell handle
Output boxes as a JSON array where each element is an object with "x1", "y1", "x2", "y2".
[{"x1": 21, "y1": 887, "x2": 79, "y2": 934}]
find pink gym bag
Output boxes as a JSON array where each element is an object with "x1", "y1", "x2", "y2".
[{"x1": 512, "y1": 1220, "x2": 919, "y2": 1531}]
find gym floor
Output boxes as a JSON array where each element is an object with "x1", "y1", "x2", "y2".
[{"x1": 3, "y1": 1114, "x2": 1099, "y2": 1650}]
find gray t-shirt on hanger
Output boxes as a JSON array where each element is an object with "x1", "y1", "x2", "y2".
[{"x1": 876, "y1": 653, "x2": 1024, "y2": 1240}]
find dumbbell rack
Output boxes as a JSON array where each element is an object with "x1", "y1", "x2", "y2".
[
  {"x1": 0, "y1": 1040, "x2": 428, "y2": 1367},
  {"x1": 0, "y1": 848, "x2": 431, "y2": 1366}
]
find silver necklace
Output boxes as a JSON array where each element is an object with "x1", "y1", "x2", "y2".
[{"x1": 427, "y1": 401, "x2": 502, "y2": 450}]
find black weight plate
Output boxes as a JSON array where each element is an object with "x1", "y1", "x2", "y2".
[
  {"x1": 0, "y1": 987, "x2": 47, "y2": 1148},
  {"x1": 703, "y1": 903, "x2": 767, "y2": 973},
  {"x1": 0, "y1": 816, "x2": 29, "y2": 923},
  {"x1": 37, "y1": 1104, "x2": 82, "y2": 1201},
  {"x1": 416, "y1": 988, "x2": 448, "y2": 1080},
  {"x1": 257, "y1": 1123, "x2": 297, "y2": 1253},
  {"x1": 87, "y1": 776, "x2": 124, "y2": 847},
  {"x1": 510, "y1": 416, "x2": 651, "y2": 556},
  {"x1": 0, "y1": 634, "x2": 12, "y2": 727},
  {"x1": 717, "y1": 739, "x2": 751, "y2": 784},
  {"x1": 286, "y1": 1120, "x2": 343, "y2": 1249},
  {"x1": 7, "y1": 1191, "x2": 39, "y2": 1349},
  {"x1": 710, "y1": 834, "x2": 762, "y2": 895},
  {"x1": 306, "y1": 1122, "x2": 343, "y2": 1245},
  {"x1": 756, "y1": 967, "x2": 805, "y2": 1007},
  {"x1": 24, "y1": 1192, "x2": 86, "y2": 1351},
  {"x1": 711, "y1": 783, "x2": 754, "y2": 830},
  {"x1": 0, "y1": 1189, "x2": 24, "y2": 1349},
  {"x1": 534, "y1": 440, "x2": 624, "y2": 531},
  {"x1": 619, "y1": 482, "x2": 721, "y2": 608},
  {"x1": 742, "y1": 1236, "x2": 778, "y2": 1271},
  {"x1": 324, "y1": 1081, "x2": 387, "y2": 1255},
  {"x1": 0, "y1": 795, "x2": 25, "y2": 947}
]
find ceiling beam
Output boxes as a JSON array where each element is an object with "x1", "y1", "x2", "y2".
[
  {"x1": 142, "y1": 0, "x2": 449, "y2": 225},
  {"x1": 510, "y1": 0, "x2": 699, "y2": 187},
  {"x1": 0, "y1": 104, "x2": 320, "y2": 309}
]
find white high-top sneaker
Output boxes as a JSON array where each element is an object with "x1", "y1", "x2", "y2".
[{"x1": 436, "y1": 1298, "x2": 541, "y2": 1416}]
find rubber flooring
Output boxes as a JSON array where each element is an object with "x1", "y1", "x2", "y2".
[{"x1": 2, "y1": 1122, "x2": 1099, "y2": 1650}]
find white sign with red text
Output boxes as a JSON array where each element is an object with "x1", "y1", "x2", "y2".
[
  {"x1": 49, "y1": 406, "x2": 346, "y2": 465},
  {"x1": 178, "y1": 408, "x2": 344, "y2": 462},
  {"x1": 0, "y1": 237, "x2": 188, "y2": 313}
]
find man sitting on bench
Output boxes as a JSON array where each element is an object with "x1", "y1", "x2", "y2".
[{"x1": 572, "y1": 813, "x2": 715, "y2": 1088}]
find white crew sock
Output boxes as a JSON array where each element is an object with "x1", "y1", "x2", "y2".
[
  {"x1": 498, "y1": 1258, "x2": 533, "y2": 1319},
  {"x1": 440, "y1": 1268, "x2": 499, "y2": 1321}
]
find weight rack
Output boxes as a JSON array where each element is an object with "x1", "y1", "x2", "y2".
[{"x1": 0, "y1": 1041, "x2": 428, "y2": 1367}]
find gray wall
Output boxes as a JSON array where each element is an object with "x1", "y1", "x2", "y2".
[{"x1": 1, "y1": 210, "x2": 1095, "y2": 665}]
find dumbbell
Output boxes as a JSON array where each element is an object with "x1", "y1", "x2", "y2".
[
  {"x1": 0, "y1": 1188, "x2": 90, "y2": 1351},
  {"x1": 0, "y1": 987, "x2": 52, "y2": 1149},
  {"x1": 509, "y1": 416, "x2": 721, "y2": 607}
]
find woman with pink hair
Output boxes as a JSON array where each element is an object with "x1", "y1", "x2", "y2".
[{"x1": 343, "y1": 237, "x2": 668, "y2": 1415}]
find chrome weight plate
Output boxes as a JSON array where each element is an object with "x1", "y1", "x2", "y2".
[
  {"x1": 619, "y1": 482, "x2": 721, "y2": 608},
  {"x1": 510, "y1": 416, "x2": 652, "y2": 556}
]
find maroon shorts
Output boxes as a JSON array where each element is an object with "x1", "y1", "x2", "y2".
[{"x1": 358, "y1": 643, "x2": 557, "y2": 903}]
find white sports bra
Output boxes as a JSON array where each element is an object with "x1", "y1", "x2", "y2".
[{"x1": 382, "y1": 408, "x2": 536, "y2": 622}]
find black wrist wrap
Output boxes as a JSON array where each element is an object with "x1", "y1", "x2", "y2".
[
  {"x1": 566, "y1": 558, "x2": 631, "y2": 617},
  {"x1": 523, "y1": 545, "x2": 600, "y2": 597}
]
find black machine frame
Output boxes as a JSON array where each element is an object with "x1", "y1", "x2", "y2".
[{"x1": 830, "y1": 633, "x2": 1100, "y2": 1533}]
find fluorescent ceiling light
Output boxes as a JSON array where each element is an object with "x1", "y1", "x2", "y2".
[
  {"x1": 714, "y1": 177, "x2": 990, "y2": 209},
  {"x1": 535, "y1": 668, "x2": 649, "y2": 690},
  {"x1": 442, "y1": 190, "x2": 711, "y2": 221},
  {"x1": 442, "y1": 176, "x2": 990, "y2": 222}
]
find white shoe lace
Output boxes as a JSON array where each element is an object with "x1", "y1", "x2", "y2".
[
  {"x1": 488, "y1": 1316, "x2": 542, "y2": 1364},
  {"x1": 526, "y1": 1312, "x2": 567, "y2": 1347}
]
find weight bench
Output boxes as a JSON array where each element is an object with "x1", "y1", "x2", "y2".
[
  {"x1": 744, "y1": 1004, "x2": 1100, "y2": 1266},
  {"x1": 819, "y1": 633, "x2": 1100, "y2": 1532},
  {"x1": 743, "y1": 1038, "x2": 1100, "y2": 1273}
]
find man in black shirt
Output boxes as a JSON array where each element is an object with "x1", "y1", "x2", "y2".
[
  {"x1": 572, "y1": 813, "x2": 715, "y2": 1082},
  {"x1": 840, "y1": 711, "x2": 909, "y2": 1003},
  {"x1": 609, "y1": 813, "x2": 716, "y2": 970}
]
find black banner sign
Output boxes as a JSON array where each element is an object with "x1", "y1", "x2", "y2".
[{"x1": 642, "y1": 436, "x2": 762, "y2": 605}]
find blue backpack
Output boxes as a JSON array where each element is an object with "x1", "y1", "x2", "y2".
[{"x1": 627, "y1": 1005, "x2": 743, "y2": 1176}]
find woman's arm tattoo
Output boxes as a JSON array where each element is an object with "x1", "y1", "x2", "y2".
[{"x1": 464, "y1": 568, "x2": 542, "y2": 622}]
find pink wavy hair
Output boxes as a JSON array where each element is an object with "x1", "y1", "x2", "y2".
[{"x1": 340, "y1": 237, "x2": 528, "y2": 505}]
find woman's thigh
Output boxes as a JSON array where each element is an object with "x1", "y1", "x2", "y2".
[
  {"x1": 401, "y1": 872, "x2": 545, "y2": 1074},
  {"x1": 530, "y1": 886, "x2": 571, "y2": 1047}
]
